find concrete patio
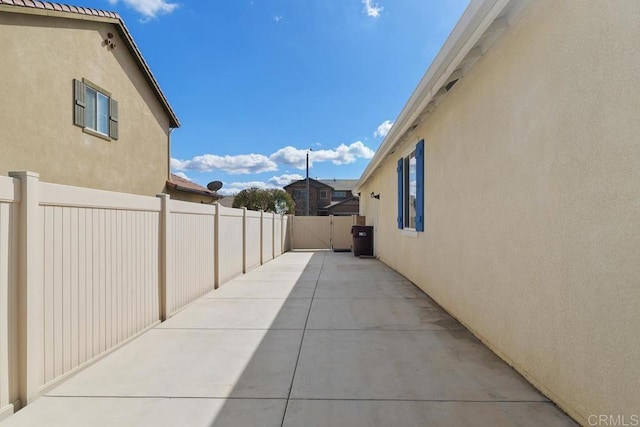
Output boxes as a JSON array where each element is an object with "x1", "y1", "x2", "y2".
[{"x1": 1, "y1": 252, "x2": 576, "y2": 426}]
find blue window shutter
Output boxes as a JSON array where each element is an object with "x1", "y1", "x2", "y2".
[
  {"x1": 415, "y1": 140, "x2": 425, "y2": 232},
  {"x1": 397, "y1": 158, "x2": 403, "y2": 229}
]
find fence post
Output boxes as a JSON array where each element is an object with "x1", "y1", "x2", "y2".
[
  {"x1": 242, "y1": 208, "x2": 247, "y2": 273},
  {"x1": 8, "y1": 171, "x2": 43, "y2": 406},
  {"x1": 156, "y1": 193, "x2": 170, "y2": 321},
  {"x1": 280, "y1": 214, "x2": 284, "y2": 254},
  {"x1": 260, "y1": 210, "x2": 264, "y2": 265},
  {"x1": 330, "y1": 214, "x2": 334, "y2": 250},
  {"x1": 271, "y1": 213, "x2": 275, "y2": 260},
  {"x1": 289, "y1": 215, "x2": 294, "y2": 251},
  {"x1": 214, "y1": 203, "x2": 220, "y2": 288}
]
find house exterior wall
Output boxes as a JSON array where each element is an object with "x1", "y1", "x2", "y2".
[
  {"x1": 0, "y1": 11, "x2": 171, "y2": 196},
  {"x1": 358, "y1": 1, "x2": 640, "y2": 424}
]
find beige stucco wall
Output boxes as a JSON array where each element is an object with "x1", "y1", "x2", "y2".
[
  {"x1": 360, "y1": 1, "x2": 640, "y2": 424},
  {"x1": 0, "y1": 10, "x2": 171, "y2": 196}
]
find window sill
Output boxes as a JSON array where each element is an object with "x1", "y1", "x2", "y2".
[
  {"x1": 83, "y1": 127, "x2": 111, "y2": 141},
  {"x1": 401, "y1": 229, "x2": 418, "y2": 238}
]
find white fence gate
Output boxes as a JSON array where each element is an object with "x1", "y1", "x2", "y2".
[{"x1": 291, "y1": 215, "x2": 357, "y2": 251}]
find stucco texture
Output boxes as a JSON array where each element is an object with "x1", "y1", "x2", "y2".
[
  {"x1": 360, "y1": 1, "x2": 640, "y2": 424},
  {"x1": 0, "y1": 11, "x2": 171, "y2": 196}
]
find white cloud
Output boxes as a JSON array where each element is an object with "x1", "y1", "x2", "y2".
[
  {"x1": 270, "y1": 141, "x2": 375, "y2": 169},
  {"x1": 362, "y1": 0, "x2": 383, "y2": 18},
  {"x1": 269, "y1": 147, "x2": 309, "y2": 169},
  {"x1": 273, "y1": 15, "x2": 283, "y2": 22},
  {"x1": 218, "y1": 180, "x2": 277, "y2": 196},
  {"x1": 218, "y1": 174, "x2": 308, "y2": 196},
  {"x1": 217, "y1": 174, "x2": 306, "y2": 196},
  {"x1": 268, "y1": 174, "x2": 304, "y2": 186},
  {"x1": 108, "y1": 0, "x2": 178, "y2": 20},
  {"x1": 374, "y1": 120, "x2": 393, "y2": 138},
  {"x1": 172, "y1": 140, "x2": 375, "y2": 177},
  {"x1": 171, "y1": 154, "x2": 278, "y2": 175}
]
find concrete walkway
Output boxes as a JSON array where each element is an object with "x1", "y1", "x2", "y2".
[{"x1": 2, "y1": 252, "x2": 576, "y2": 426}]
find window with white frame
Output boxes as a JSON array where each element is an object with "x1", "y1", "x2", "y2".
[
  {"x1": 320, "y1": 190, "x2": 328, "y2": 199},
  {"x1": 74, "y1": 79, "x2": 119, "y2": 140},
  {"x1": 397, "y1": 139, "x2": 424, "y2": 232}
]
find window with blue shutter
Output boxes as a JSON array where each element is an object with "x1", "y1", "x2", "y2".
[
  {"x1": 398, "y1": 139, "x2": 425, "y2": 232},
  {"x1": 415, "y1": 139, "x2": 424, "y2": 231},
  {"x1": 397, "y1": 158, "x2": 403, "y2": 229}
]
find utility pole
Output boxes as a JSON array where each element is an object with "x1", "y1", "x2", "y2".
[{"x1": 305, "y1": 150, "x2": 310, "y2": 216}]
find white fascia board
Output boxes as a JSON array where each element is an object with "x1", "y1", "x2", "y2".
[{"x1": 355, "y1": 0, "x2": 514, "y2": 193}]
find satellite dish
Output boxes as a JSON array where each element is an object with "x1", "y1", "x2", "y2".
[{"x1": 207, "y1": 181, "x2": 223, "y2": 192}]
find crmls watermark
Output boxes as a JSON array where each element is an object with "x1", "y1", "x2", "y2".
[{"x1": 588, "y1": 415, "x2": 640, "y2": 426}]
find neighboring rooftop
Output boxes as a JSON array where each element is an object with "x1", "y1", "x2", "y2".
[
  {"x1": 217, "y1": 196, "x2": 235, "y2": 208},
  {"x1": 317, "y1": 179, "x2": 358, "y2": 192},
  {"x1": 320, "y1": 196, "x2": 359, "y2": 210},
  {"x1": 283, "y1": 178, "x2": 332, "y2": 190},
  {"x1": 0, "y1": 0, "x2": 180, "y2": 128},
  {"x1": 283, "y1": 178, "x2": 359, "y2": 193},
  {"x1": 167, "y1": 173, "x2": 216, "y2": 198}
]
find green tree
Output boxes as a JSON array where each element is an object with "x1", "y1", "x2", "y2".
[{"x1": 232, "y1": 188, "x2": 295, "y2": 214}]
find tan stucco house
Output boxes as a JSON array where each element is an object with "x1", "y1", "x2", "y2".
[
  {"x1": 355, "y1": 0, "x2": 640, "y2": 424},
  {"x1": 0, "y1": 1, "x2": 180, "y2": 196}
]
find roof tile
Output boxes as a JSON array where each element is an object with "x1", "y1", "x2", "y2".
[
  {"x1": 168, "y1": 174, "x2": 215, "y2": 195},
  {"x1": 1, "y1": 1, "x2": 121, "y2": 22}
]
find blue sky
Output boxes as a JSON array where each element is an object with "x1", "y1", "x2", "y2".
[{"x1": 85, "y1": 0, "x2": 469, "y2": 194}]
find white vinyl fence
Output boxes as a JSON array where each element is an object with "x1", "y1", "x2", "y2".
[
  {"x1": 164, "y1": 199, "x2": 215, "y2": 316},
  {"x1": 216, "y1": 205, "x2": 243, "y2": 286},
  {"x1": 0, "y1": 172, "x2": 290, "y2": 417},
  {"x1": 262, "y1": 212, "x2": 274, "y2": 263},
  {"x1": 0, "y1": 176, "x2": 19, "y2": 421},
  {"x1": 245, "y1": 210, "x2": 262, "y2": 271},
  {"x1": 41, "y1": 183, "x2": 162, "y2": 388}
]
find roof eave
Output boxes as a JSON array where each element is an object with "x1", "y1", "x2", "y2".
[
  {"x1": 355, "y1": 0, "x2": 526, "y2": 193},
  {"x1": 113, "y1": 18, "x2": 180, "y2": 128}
]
